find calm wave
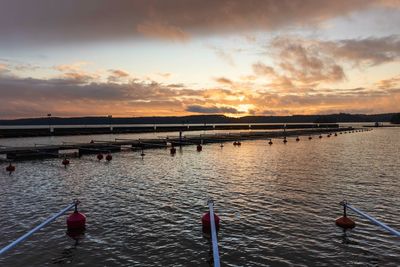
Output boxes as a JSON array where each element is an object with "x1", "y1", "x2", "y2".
[{"x1": 0, "y1": 128, "x2": 399, "y2": 266}]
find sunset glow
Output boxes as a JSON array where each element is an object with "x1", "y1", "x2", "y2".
[{"x1": 0, "y1": 0, "x2": 400, "y2": 118}]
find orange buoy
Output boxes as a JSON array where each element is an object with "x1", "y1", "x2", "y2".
[
  {"x1": 319, "y1": 135, "x2": 322, "y2": 138},
  {"x1": 336, "y1": 201, "x2": 356, "y2": 229},
  {"x1": 170, "y1": 147, "x2": 176, "y2": 155},
  {"x1": 202, "y1": 211, "x2": 220, "y2": 234},
  {"x1": 296, "y1": 137, "x2": 300, "y2": 142},
  {"x1": 97, "y1": 153, "x2": 104, "y2": 161},
  {"x1": 334, "y1": 133, "x2": 337, "y2": 136},
  {"x1": 6, "y1": 163, "x2": 15, "y2": 174},
  {"x1": 105, "y1": 154, "x2": 112, "y2": 161},
  {"x1": 233, "y1": 141, "x2": 237, "y2": 146},
  {"x1": 268, "y1": 140, "x2": 273, "y2": 145},
  {"x1": 283, "y1": 138, "x2": 287, "y2": 143},
  {"x1": 308, "y1": 136, "x2": 312, "y2": 140},
  {"x1": 62, "y1": 158, "x2": 70, "y2": 167},
  {"x1": 335, "y1": 216, "x2": 356, "y2": 229},
  {"x1": 220, "y1": 143, "x2": 224, "y2": 148},
  {"x1": 327, "y1": 134, "x2": 331, "y2": 137},
  {"x1": 237, "y1": 141, "x2": 241, "y2": 146},
  {"x1": 197, "y1": 144, "x2": 202, "y2": 152}
]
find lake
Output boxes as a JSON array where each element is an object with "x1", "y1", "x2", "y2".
[{"x1": 0, "y1": 127, "x2": 399, "y2": 266}]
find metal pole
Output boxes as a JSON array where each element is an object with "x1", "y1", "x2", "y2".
[
  {"x1": 208, "y1": 200, "x2": 220, "y2": 267},
  {"x1": 0, "y1": 202, "x2": 76, "y2": 256},
  {"x1": 346, "y1": 204, "x2": 400, "y2": 238}
]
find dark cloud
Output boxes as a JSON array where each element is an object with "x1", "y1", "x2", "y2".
[
  {"x1": 270, "y1": 35, "x2": 400, "y2": 68},
  {"x1": 318, "y1": 35, "x2": 400, "y2": 65},
  {"x1": 186, "y1": 105, "x2": 243, "y2": 114},
  {"x1": 0, "y1": 0, "x2": 394, "y2": 45}
]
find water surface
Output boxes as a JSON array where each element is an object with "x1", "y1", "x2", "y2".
[{"x1": 0, "y1": 128, "x2": 399, "y2": 266}]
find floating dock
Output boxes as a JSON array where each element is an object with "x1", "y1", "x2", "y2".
[{"x1": 0, "y1": 127, "x2": 364, "y2": 161}]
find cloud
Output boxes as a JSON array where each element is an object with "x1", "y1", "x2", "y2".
[
  {"x1": 264, "y1": 37, "x2": 346, "y2": 87},
  {"x1": 0, "y1": 0, "x2": 395, "y2": 45},
  {"x1": 0, "y1": 63, "x2": 8, "y2": 73},
  {"x1": 186, "y1": 105, "x2": 244, "y2": 114},
  {"x1": 214, "y1": 77, "x2": 233, "y2": 85},
  {"x1": 108, "y1": 69, "x2": 130, "y2": 82},
  {"x1": 1, "y1": 66, "x2": 400, "y2": 118},
  {"x1": 319, "y1": 35, "x2": 400, "y2": 66},
  {"x1": 137, "y1": 22, "x2": 189, "y2": 41},
  {"x1": 252, "y1": 35, "x2": 400, "y2": 92},
  {"x1": 376, "y1": 74, "x2": 400, "y2": 89},
  {"x1": 156, "y1": 72, "x2": 172, "y2": 79},
  {"x1": 208, "y1": 45, "x2": 235, "y2": 66},
  {"x1": 53, "y1": 62, "x2": 90, "y2": 72},
  {"x1": 270, "y1": 35, "x2": 400, "y2": 67}
]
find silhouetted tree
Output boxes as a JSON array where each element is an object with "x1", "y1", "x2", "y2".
[{"x1": 390, "y1": 113, "x2": 400, "y2": 124}]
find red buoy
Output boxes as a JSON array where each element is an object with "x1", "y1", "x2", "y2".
[
  {"x1": 97, "y1": 153, "x2": 104, "y2": 161},
  {"x1": 334, "y1": 133, "x2": 338, "y2": 136},
  {"x1": 335, "y1": 216, "x2": 356, "y2": 229},
  {"x1": 237, "y1": 141, "x2": 241, "y2": 146},
  {"x1": 308, "y1": 136, "x2": 312, "y2": 140},
  {"x1": 268, "y1": 140, "x2": 273, "y2": 145},
  {"x1": 62, "y1": 158, "x2": 70, "y2": 167},
  {"x1": 319, "y1": 135, "x2": 322, "y2": 138},
  {"x1": 296, "y1": 137, "x2": 300, "y2": 141},
  {"x1": 105, "y1": 154, "x2": 112, "y2": 161},
  {"x1": 233, "y1": 141, "x2": 237, "y2": 146},
  {"x1": 67, "y1": 202, "x2": 86, "y2": 231},
  {"x1": 283, "y1": 138, "x2": 287, "y2": 143},
  {"x1": 6, "y1": 163, "x2": 15, "y2": 174},
  {"x1": 202, "y1": 211, "x2": 220, "y2": 234},
  {"x1": 197, "y1": 144, "x2": 202, "y2": 152},
  {"x1": 170, "y1": 147, "x2": 176, "y2": 155}
]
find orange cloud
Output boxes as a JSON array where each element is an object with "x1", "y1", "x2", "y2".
[
  {"x1": 108, "y1": 69, "x2": 130, "y2": 83},
  {"x1": 376, "y1": 75, "x2": 400, "y2": 89},
  {"x1": 214, "y1": 77, "x2": 233, "y2": 85}
]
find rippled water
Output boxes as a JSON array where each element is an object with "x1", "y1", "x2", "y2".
[{"x1": 0, "y1": 128, "x2": 399, "y2": 266}]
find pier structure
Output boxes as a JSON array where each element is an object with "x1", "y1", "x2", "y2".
[{"x1": 0, "y1": 127, "x2": 368, "y2": 161}]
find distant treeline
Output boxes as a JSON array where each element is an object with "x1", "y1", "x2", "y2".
[{"x1": 0, "y1": 113, "x2": 399, "y2": 125}]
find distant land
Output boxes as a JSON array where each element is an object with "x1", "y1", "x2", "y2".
[{"x1": 0, "y1": 113, "x2": 399, "y2": 125}]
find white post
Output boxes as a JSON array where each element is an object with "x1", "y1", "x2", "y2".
[
  {"x1": 208, "y1": 200, "x2": 220, "y2": 267},
  {"x1": 0, "y1": 202, "x2": 77, "y2": 255},
  {"x1": 346, "y1": 204, "x2": 400, "y2": 238}
]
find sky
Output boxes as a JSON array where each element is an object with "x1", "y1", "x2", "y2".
[{"x1": 0, "y1": 0, "x2": 400, "y2": 119}]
